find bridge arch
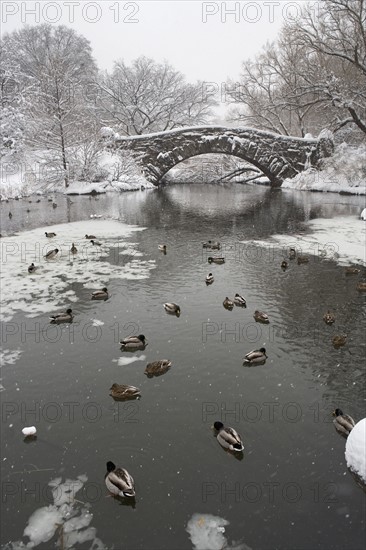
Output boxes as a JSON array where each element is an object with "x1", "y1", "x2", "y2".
[{"x1": 114, "y1": 126, "x2": 334, "y2": 186}]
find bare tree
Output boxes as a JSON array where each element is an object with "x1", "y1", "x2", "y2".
[
  {"x1": 97, "y1": 56, "x2": 216, "y2": 135},
  {"x1": 1, "y1": 24, "x2": 98, "y2": 186},
  {"x1": 227, "y1": 0, "x2": 366, "y2": 140},
  {"x1": 287, "y1": 0, "x2": 366, "y2": 135}
]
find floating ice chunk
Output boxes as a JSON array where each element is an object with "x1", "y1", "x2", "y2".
[
  {"x1": 117, "y1": 355, "x2": 146, "y2": 366},
  {"x1": 186, "y1": 513, "x2": 252, "y2": 550},
  {"x1": 22, "y1": 426, "x2": 37, "y2": 436},
  {"x1": 345, "y1": 418, "x2": 366, "y2": 483},
  {"x1": 92, "y1": 319, "x2": 105, "y2": 327},
  {"x1": 23, "y1": 505, "x2": 63, "y2": 546}
]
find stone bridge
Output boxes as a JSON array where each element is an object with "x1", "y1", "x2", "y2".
[{"x1": 114, "y1": 126, "x2": 334, "y2": 186}]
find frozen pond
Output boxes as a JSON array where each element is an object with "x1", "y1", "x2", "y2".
[{"x1": 1, "y1": 184, "x2": 365, "y2": 550}]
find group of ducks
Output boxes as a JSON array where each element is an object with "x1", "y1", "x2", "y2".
[{"x1": 26, "y1": 231, "x2": 363, "y2": 500}]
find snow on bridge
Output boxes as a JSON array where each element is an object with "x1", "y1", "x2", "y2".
[{"x1": 114, "y1": 126, "x2": 334, "y2": 186}]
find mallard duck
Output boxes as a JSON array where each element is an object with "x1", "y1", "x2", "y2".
[
  {"x1": 213, "y1": 421, "x2": 244, "y2": 452},
  {"x1": 253, "y1": 310, "x2": 269, "y2": 323},
  {"x1": 91, "y1": 287, "x2": 108, "y2": 300},
  {"x1": 243, "y1": 347, "x2": 267, "y2": 365},
  {"x1": 208, "y1": 257, "x2": 225, "y2": 264},
  {"x1": 205, "y1": 273, "x2": 214, "y2": 285},
  {"x1": 8, "y1": 212, "x2": 12, "y2": 219},
  {"x1": 297, "y1": 256, "x2": 309, "y2": 264},
  {"x1": 26, "y1": 209, "x2": 30, "y2": 213},
  {"x1": 332, "y1": 334, "x2": 347, "y2": 348},
  {"x1": 281, "y1": 260, "x2": 288, "y2": 270},
  {"x1": 28, "y1": 263, "x2": 37, "y2": 274},
  {"x1": 163, "y1": 303, "x2": 181, "y2": 316},
  {"x1": 44, "y1": 248, "x2": 59, "y2": 260},
  {"x1": 203, "y1": 241, "x2": 221, "y2": 250},
  {"x1": 323, "y1": 311, "x2": 335, "y2": 325},
  {"x1": 345, "y1": 266, "x2": 360, "y2": 275},
  {"x1": 356, "y1": 281, "x2": 366, "y2": 291},
  {"x1": 223, "y1": 297, "x2": 234, "y2": 310},
  {"x1": 109, "y1": 383, "x2": 141, "y2": 400},
  {"x1": 90, "y1": 239, "x2": 102, "y2": 246},
  {"x1": 70, "y1": 243, "x2": 77, "y2": 254},
  {"x1": 45, "y1": 232, "x2": 56, "y2": 238},
  {"x1": 288, "y1": 248, "x2": 296, "y2": 260},
  {"x1": 332, "y1": 409, "x2": 355, "y2": 437},
  {"x1": 85, "y1": 234, "x2": 96, "y2": 239},
  {"x1": 144, "y1": 360, "x2": 172, "y2": 378},
  {"x1": 120, "y1": 334, "x2": 147, "y2": 351},
  {"x1": 49, "y1": 308, "x2": 73, "y2": 323},
  {"x1": 105, "y1": 461, "x2": 135, "y2": 498},
  {"x1": 234, "y1": 293, "x2": 246, "y2": 307},
  {"x1": 158, "y1": 245, "x2": 167, "y2": 253}
]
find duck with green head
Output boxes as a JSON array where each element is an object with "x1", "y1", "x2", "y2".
[
  {"x1": 105, "y1": 461, "x2": 135, "y2": 498},
  {"x1": 332, "y1": 409, "x2": 355, "y2": 437},
  {"x1": 213, "y1": 421, "x2": 244, "y2": 452},
  {"x1": 49, "y1": 308, "x2": 73, "y2": 324},
  {"x1": 120, "y1": 334, "x2": 147, "y2": 351}
]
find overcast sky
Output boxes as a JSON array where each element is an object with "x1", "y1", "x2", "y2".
[{"x1": 1, "y1": 1, "x2": 305, "y2": 84}]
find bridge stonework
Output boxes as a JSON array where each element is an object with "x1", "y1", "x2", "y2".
[{"x1": 114, "y1": 126, "x2": 334, "y2": 186}]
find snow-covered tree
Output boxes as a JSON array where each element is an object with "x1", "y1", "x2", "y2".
[
  {"x1": 1, "y1": 24, "x2": 99, "y2": 186},
  {"x1": 289, "y1": 0, "x2": 366, "y2": 136},
  {"x1": 228, "y1": 0, "x2": 366, "y2": 141},
  {"x1": 97, "y1": 56, "x2": 216, "y2": 135}
]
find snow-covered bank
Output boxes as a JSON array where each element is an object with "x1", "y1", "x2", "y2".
[
  {"x1": 345, "y1": 418, "x2": 366, "y2": 485},
  {"x1": 282, "y1": 143, "x2": 366, "y2": 195},
  {"x1": 0, "y1": 150, "x2": 155, "y2": 200},
  {"x1": 245, "y1": 215, "x2": 366, "y2": 267},
  {"x1": 65, "y1": 178, "x2": 155, "y2": 195}
]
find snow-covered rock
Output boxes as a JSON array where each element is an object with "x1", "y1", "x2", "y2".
[{"x1": 345, "y1": 418, "x2": 366, "y2": 483}]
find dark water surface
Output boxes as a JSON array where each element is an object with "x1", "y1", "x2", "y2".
[{"x1": 1, "y1": 185, "x2": 365, "y2": 550}]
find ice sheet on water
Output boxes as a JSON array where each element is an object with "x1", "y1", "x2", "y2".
[
  {"x1": 247, "y1": 215, "x2": 366, "y2": 266},
  {"x1": 186, "y1": 513, "x2": 251, "y2": 550},
  {"x1": 0, "y1": 220, "x2": 155, "y2": 322},
  {"x1": 4, "y1": 475, "x2": 106, "y2": 549}
]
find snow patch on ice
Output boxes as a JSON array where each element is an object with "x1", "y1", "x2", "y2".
[
  {"x1": 186, "y1": 513, "x2": 251, "y2": 550},
  {"x1": 115, "y1": 355, "x2": 146, "y2": 366},
  {"x1": 4, "y1": 476, "x2": 105, "y2": 549},
  {"x1": 246, "y1": 215, "x2": 366, "y2": 266},
  {"x1": 0, "y1": 220, "x2": 155, "y2": 321}
]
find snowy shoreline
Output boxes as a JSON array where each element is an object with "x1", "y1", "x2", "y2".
[{"x1": 1, "y1": 143, "x2": 365, "y2": 200}]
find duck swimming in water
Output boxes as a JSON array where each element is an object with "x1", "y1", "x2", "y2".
[
  {"x1": 212, "y1": 421, "x2": 244, "y2": 452},
  {"x1": 105, "y1": 461, "x2": 135, "y2": 498},
  {"x1": 332, "y1": 408, "x2": 355, "y2": 437},
  {"x1": 243, "y1": 347, "x2": 267, "y2": 365}
]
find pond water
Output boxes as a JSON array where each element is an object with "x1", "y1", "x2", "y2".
[{"x1": 1, "y1": 184, "x2": 365, "y2": 550}]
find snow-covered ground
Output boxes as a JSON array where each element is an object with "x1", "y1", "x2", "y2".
[
  {"x1": 0, "y1": 150, "x2": 155, "y2": 200},
  {"x1": 282, "y1": 143, "x2": 366, "y2": 195}
]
